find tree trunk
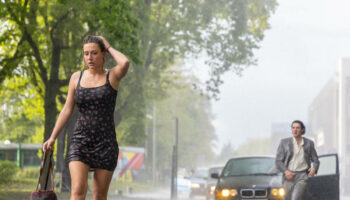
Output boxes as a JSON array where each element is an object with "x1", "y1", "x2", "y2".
[
  {"x1": 43, "y1": 85, "x2": 59, "y2": 142},
  {"x1": 56, "y1": 125, "x2": 67, "y2": 173},
  {"x1": 43, "y1": 40, "x2": 62, "y2": 142},
  {"x1": 60, "y1": 108, "x2": 78, "y2": 192}
]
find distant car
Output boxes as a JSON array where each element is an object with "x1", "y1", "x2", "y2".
[
  {"x1": 212, "y1": 154, "x2": 339, "y2": 200},
  {"x1": 190, "y1": 168, "x2": 209, "y2": 198},
  {"x1": 177, "y1": 168, "x2": 191, "y2": 195},
  {"x1": 205, "y1": 166, "x2": 224, "y2": 200}
]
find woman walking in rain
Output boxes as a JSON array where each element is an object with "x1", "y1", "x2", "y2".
[{"x1": 43, "y1": 35, "x2": 129, "y2": 200}]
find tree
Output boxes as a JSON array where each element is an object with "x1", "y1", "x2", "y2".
[
  {"x1": 0, "y1": 75, "x2": 43, "y2": 143},
  {"x1": 132, "y1": 0, "x2": 277, "y2": 100},
  {"x1": 0, "y1": 0, "x2": 140, "y2": 142},
  {"x1": 114, "y1": 0, "x2": 278, "y2": 148},
  {"x1": 0, "y1": 0, "x2": 278, "y2": 145},
  {"x1": 147, "y1": 67, "x2": 216, "y2": 171},
  {"x1": 0, "y1": 0, "x2": 141, "y2": 190},
  {"x1": 127, "y1": 0, "x2": 277, "y2": 173},
  {"x1": 235, "y1": 137, "x2": 272, "y2": 156},
  {"x1": 0, "y1": 0, "x2": 278, "y2": 186},
  {"x1": 217, "y1": 141, "x2": 236, "y2": 164}
]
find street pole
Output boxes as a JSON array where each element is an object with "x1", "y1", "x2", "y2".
[
  {"x1": 145, "y1": 110, "x2": 148, "y2": 175},
  {"x1": 152, "y1": 101, "x2": 157, "y2": 186},
  {"x1": 175, "y1": 117, "x2": 178, "y2": 199},
  {"x1": 171, "y1": 117, "x2": 178, "y2": 200}
]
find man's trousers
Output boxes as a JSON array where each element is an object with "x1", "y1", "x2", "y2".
[{"x1": 283, "y1": 171, "x2": 308, "y2": 200}]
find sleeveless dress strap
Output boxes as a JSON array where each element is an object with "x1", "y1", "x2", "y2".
[
  {"x1": 106, "y1": 70, "x2": 110, "y2": 83},
  {"x1": 77, "y1": 71, "x2": 84, "y2": 88}
]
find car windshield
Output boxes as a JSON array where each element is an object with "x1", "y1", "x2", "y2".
[
  {"x1": 194, "y1": 169, "x2": 208, "y2": 178},
  {"x1": 177, "y1": 168, "x2": 189, "y2": 178},
  {"x1": 208, "y1": 167, "x2": 223, "y2": 177},
  {"x1": 222, "y1": 157, "x2": 275, "y2": 176}
]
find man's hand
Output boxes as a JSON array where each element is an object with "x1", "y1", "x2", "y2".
[
  {"x1": 284, "y1": 170, "x2": 294, "y2": 180},
  {"x1": 308, "y1": 168, "x2": 316, "y2": 176}
]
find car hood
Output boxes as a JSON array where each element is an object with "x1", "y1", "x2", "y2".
[
  {"x1": 206, "y1": 178, "x2": 218, "y2": 185},
  {"x1": 191, "y1": 177, "x2": 207, "y2": 184},
  {"x1": 218, "y1": 175, "x2": 282, "y2": 189}
]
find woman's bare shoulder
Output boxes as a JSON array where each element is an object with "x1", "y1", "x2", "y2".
[
  {"x1": 72, "y1": 71, "x2": 82, "y2": 78},
  {"x1": 71, "y1": 71, "x2": 82, "y2": 81},
  {"x1": 70, "y1": 71, "x2": 82, "y2": 88}
]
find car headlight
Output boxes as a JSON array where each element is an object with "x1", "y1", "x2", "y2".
[
  {"x1": 210, "y1": 185, "x2": 216, "y2": 194},
  {"x1": 191, "y1": 183, "x2": 200, "y2": 189},
  {"x1": 271, "y1": 188, "x2": 286, "y2": 197},
  {"x1": 217, "y1": 189, "x2": 238, "y2": 198}
]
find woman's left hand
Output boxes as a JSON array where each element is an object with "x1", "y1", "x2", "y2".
[{"x1": 97, "y1": 36, "x2": 111, "y2": 50}]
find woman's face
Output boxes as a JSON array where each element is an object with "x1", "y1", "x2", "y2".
[{"x1": 83, "y1": 43, "x2": 105, "y2": 69}]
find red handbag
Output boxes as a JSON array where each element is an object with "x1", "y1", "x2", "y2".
[{"x1": 30, "y1": 150, "x2": 58, "y2": 200}]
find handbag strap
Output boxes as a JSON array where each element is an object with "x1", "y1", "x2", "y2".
[{"x1": 36, "y1": 150, "x2": 55, "y2": 191}]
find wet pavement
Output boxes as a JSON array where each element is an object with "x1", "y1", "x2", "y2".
[
  {"x1": 59, "y1": 188, "x2": 350, "y2": 200},
  {"x1": 110, "y1": 188, "x2": 205, "y2": 200}
]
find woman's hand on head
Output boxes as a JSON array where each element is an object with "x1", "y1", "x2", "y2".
[
  {"x1": 97, "y1": 36, "x2": 110, "y2": 49},
  {"x1": 43, "y1": 138, "x2": 55, "y2": 152}
]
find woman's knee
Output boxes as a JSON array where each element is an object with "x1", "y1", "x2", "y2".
[
  {"x1": 93, "y1": 191, "x2": 107, "y2": 200},
  {"x1": 92, "y1": 182, "x2": 109, "y2": 200},
  {"x1": 71, "y1": 182, "x2": 88, "y2": 198},
  {"x1": 69, "y1": 161, "x2": 90, "y2": 198}
]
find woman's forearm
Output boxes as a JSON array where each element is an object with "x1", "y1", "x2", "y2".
[
  {"x1": 49, "y1": 107, "x2": 74, "y2": 140},
  {"x1": 98, "y1": 36, "x2": 129, "y2": 78},
  {"x1": 108, "y1": 46, "x2": 129, "y2": 71}
]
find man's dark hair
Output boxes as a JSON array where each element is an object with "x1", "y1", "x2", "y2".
[{"x1": 291, "y1": 120, "x2": 306, "y2": 135}]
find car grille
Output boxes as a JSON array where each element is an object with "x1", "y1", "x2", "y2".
[
  {"x1": 241, "y1": 189, "x2": 254, "y2": 197},
  {"x1": 240, "y1": 189, "x2": 267, "y2": 198}
]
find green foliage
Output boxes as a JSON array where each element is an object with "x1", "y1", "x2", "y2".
[
  {"x1": 132, "y1": 0, "x2": 278, "y2": 99},
  {"x1": 235, "y1": 137, "x2": 272, "y2": 156},
  {"x1": 0, "y1": 0, "x2": 277, "y2": 166},
  {"x1": 144, "y1": 66, "x2": 217, "y2": 170},
  {"x1": 0, "y1": 0, "x2": 141, "y2": 141},
  {"x1": 217, "y1": 141, "x2": 236, "y2": 164},
  {"x1": 0, "y1": 76, "x2": 43, "y2": 143},
  {"x1": 17, "y1": 167, "x2": 40, "y2": 179},
  {"x1": 0, "y1": 160, "x2": 18, "y2": 185}
]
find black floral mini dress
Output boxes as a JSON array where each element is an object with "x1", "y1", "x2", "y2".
[{"x1": 66, "y1": 70, "x2": 119, "y2": 171}]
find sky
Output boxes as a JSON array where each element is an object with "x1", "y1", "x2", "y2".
[{"x1": 186, "y1": 0, "x2": 350, "y2": 153}]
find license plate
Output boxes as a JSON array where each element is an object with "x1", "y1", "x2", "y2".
[{"x1": 242, "y1": 199, "x2": 267, "y2": 200}]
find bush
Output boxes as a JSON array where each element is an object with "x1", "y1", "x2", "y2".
[
  {"x1": 0, "y1": 160, "x2": 18, "y2": 185},
  {"x1": 18, "y1": 167, "x2": 40, "y2": 179}
]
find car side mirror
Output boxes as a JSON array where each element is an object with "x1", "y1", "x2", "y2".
[{"x1": 211, "y1": 173, "x2": 219, "y2": 179}]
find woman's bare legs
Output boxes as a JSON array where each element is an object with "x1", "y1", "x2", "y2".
[
  {"x1": 92, "y1": 168, "x2": 114, "y2": 200},
  {"x1": 69, "y1": 161, "x2": 90, "y2": 200}
]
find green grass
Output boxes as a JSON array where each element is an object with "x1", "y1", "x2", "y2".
[
  {"x1": 0, "y1": 191, "x2": 71, "y2": 200},
  {"x1": 0, "y1": 178, "x2": 70, "y2": 200},
  {"x1": 0, "y1": 179, "x2": 37, "y2": 192},
  {"x1": 0, "y1": 179, "x2": 37, "y2": 200},
  {"x1": 0, "y1": 178, "x2": 158, "y2": 199}
]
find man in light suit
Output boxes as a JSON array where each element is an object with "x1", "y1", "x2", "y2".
[{"x1": 275, "y1": 120, "x2": 320, "y2": 200}]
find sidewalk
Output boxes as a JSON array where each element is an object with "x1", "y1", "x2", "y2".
[
  {"x1": 124, "y1": 188, "x2": 172, "y2": 200},
  {"x1": 123, "y1": 188, "x2": 207, "y2": 200}
]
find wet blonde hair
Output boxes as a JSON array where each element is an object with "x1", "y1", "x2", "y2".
[{"x1": 81, "y1": 35, "x2": 108, "y2": 69}]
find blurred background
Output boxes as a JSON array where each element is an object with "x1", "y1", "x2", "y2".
[{"x1": 0, "y1": 0, "x2": 349, "y2": 199}]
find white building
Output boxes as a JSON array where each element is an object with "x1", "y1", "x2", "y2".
[{"x1": 308, "y1": 58, "x2": 350, "y2": 195}]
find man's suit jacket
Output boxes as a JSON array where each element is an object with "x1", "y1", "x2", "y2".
[{"x1": 275, "y1": 137, "x2": 320, "y2": 174}]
